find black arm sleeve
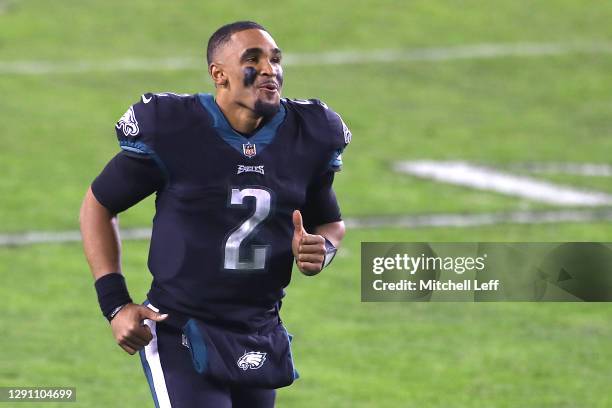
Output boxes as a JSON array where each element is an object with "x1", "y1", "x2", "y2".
[
  {"x1": 301, "y1": 171, "x2": 342, "y2": 232},
  {"x1": 91, "y1": 152, "x2": 165, "y2": 214}
]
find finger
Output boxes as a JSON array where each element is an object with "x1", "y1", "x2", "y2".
[
  {"x1": 140, "y1": 306, "x2": 169, "y2": 322},
  {"x1": 119, "y1": 343, "x2": 137, "y2": 355},
  {"x1": 131, "y1": 324, "x2": 153, "y2": 344},
  {"x1": 118, "y1": 328, "x2": 149, "y2": 345},
  {"x1": 298, "y1": 261, "x2": 322, "y2": 274},
  {"x1": 119, "y1": 326, "x2": 151, "y2": 346},
  {"x1": 121, "y1": 336, "x2": 147, "y2": 350},
  {"x1": 292, "y1": 210, "x2": 305, "y2": 235},
  {"x1": 298, "y1": 253, "x2": 324, "y2": 263},
  {"x1": 117, "y1": 337, "x2": 142, "y2": 354},
  {"x1": 299, "y1": 243, "x2": 326, "y2": 254},
  {"x1": 125, "y1": 338, "x2": 148, "y2": 350},
  {"x1": 301, "y1": 234, "x2": 325, "y2": 245}
]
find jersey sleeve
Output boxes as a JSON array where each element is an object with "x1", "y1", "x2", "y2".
[
  {"x1": 91, "y1": 152, "x2": 165, "y2": 214},
  {"x1": 91, "y1": 93, "x2": 167, "y2": 214},
  {"x1": 115, "y1": 93, "x2": 158, "y2": 158},
  {"x1": 301, "y1": 101, "x2": 349, "y2": 229},
  {"x1": 323, "y1": 105, "x2": 352, "y2": 172},
  {"x1": 301, "y1": 171, "x2": 342, "y2": 231}
]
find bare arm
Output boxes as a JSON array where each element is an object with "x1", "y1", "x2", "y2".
[
  {"x1": 79, "y1": 186, "x2": 166, "y2": 354},
  {"x1": 313, "y1": 220, "x2": 345, "y2": 248},
  {"x1": 79, "y1": 186, "x2": 122, "y2": 279}
]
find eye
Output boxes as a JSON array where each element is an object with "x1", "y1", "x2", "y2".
[
  {"x1": 246, "y1": 56, "x2": 257, "y2": 63},
  {"x1": 271, "y1": 57, "x2": 281, "y2": 64}
]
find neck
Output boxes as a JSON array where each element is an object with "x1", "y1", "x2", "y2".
[{"x1": 215, "y1": 92, "x2": 263, "y2": 135}]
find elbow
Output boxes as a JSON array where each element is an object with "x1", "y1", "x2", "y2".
[
  {"x1": 79, "y1": 186, "x2": 115, "y2": 227},
  {"x1": 336, "y1": 220, "x2": 346, "y2": 243},
  {"x1": 327, "y1": 220, "x2": 346, "y2": 250},
  {"x1": 79, "y1": 189, "x2": 90, "y2": 227},
  {"x1": 315, "y1": 220, "x2": 346, "y2": 248}
]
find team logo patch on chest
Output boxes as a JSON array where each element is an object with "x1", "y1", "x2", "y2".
[
  {"x1": 237, "y1": 165, "x2": 265, "y2": 175},
  {"x1": 242, "y1": 142, "x2": 257, "y2": 158},
  {"x1": 237, "y1": 351, "x2": 267, "y2": 370}
]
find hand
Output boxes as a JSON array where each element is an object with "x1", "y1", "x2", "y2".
[
  {"x1": 292, "y1": 210, "x2": 326, "y2": 276},
  {"x1": 110, "y1": 303, "x2": 168, "y2": 355}
]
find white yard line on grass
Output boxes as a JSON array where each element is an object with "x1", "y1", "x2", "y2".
[
  {"x1": 394, "y1": 161, "x2": 612, "y2": 206},
  {"x1": 345, "y1": 209, "x2": 612, "y2": 229},
  {"x1": 0, "y1": 228, "x2": 151, "y2": 247},
  {"x1": 2, "y1": 41, "x2": 612, "y2": 75},
  {"x1": 1, "y1": 209, "x2": 612, "y2": 246},
  {"x1": 513, "y1": 162, "x2": 612, "y2": 177}
]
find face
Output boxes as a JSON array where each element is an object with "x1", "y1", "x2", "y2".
[{"x1": 211, "y1": 29, "x2": 284, "y2": 118}]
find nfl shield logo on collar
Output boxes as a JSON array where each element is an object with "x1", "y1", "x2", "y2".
[{"x1": 242, "y1": 142, "x2": 257, "y2": 158}]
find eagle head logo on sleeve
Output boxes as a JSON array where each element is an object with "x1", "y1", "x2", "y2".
[
  {"x1": 237, "y1": 351, "x2": 267, "y2": 370},
  {"x1": 116, "y1": 106, "x2": 140, "y2": 137},
  {"x1": 341, "y1": 119, "x2": 352, "y2": 145}
]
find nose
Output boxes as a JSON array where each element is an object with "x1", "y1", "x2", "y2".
[{"x1": 258, "y1": 58, "x2": 275, "y2": 77}]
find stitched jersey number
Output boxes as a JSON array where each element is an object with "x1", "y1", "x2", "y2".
[{"x1": 224, "y1": 188, "x2": 271, "y2": 270}]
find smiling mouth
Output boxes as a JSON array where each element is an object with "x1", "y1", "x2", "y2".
[{"x1": 257, "y1": 82, "x2": 279, "y2": 91}]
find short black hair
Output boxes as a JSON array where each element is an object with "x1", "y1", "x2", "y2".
[{"x1": 206, "y1": 21, "x2": 267, "y2": 66}]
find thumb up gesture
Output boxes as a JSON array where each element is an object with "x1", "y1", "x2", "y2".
[{"x1": 292, "y1": 210, "x2": 326, "y2": 276}]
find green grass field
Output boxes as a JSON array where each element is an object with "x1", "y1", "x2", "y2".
[{"x1": 1, "y1": 1, "x2": 612, "y2": 407}]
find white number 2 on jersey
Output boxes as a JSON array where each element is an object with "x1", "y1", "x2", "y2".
[{"x1": 223, "y1": 187, "x2": 272, "y2": 270}]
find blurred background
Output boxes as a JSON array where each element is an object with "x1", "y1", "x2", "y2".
[{"x1": 1, "y1": 1, "x2": 611, "y2": 406}]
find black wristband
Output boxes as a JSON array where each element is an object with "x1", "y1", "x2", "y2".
[{"x1": 94, "y1": 273, "x2": 133, "y2": 321}]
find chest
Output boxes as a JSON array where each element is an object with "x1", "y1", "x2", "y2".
[{"x1": 155, "y1": 117, "x2": 327, "y2": 212}]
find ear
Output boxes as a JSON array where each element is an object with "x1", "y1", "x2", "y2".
[{"x1": 209, "y1": 63, "x2": 228, "y2": 87}]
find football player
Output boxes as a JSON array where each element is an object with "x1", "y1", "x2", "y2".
[{"x1": 80, "y1": 21, "x2": 349, "y2": 408}]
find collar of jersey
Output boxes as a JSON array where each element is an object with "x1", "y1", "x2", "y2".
[{"x1": 197, "y1": 93, "x2": 286, "y2": 157}]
